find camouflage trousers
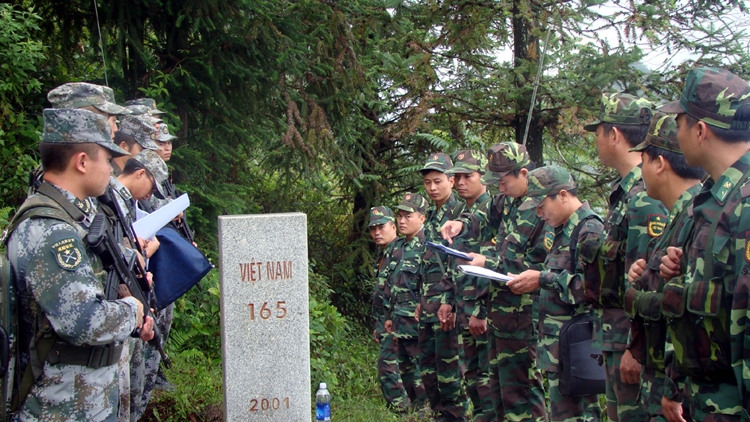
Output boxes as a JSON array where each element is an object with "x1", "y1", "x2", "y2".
[
  {"x1": 547, "y1": 370, "x2": 603, "y2": 422},
  {"x1": 395, "y1": 335, "x2": 428, "y2": 408},
  {"x1": 603, "y1": 350, "x2": 646, "y2": 421},
  {"x1": 419, "y1": 320, "x2": 467, "y2": 419},
  {"x1": 489, "y1": 333, "x2": 547, "y2": 422},
  {"x1": 117, "y1": 338, "x2": 134, "y2": 422},
  {"x1": 685, "y1": 375, "x2": 746, "y2": 421},
  {"x1": 459, "y1": 328, "x2": 494, "y2": 422},
  {"x1": 377, "y1": 333, "x2": 409, "y2": 408},
  {"x1": 130, "y1": 303, "x2": 174, "y2": 420}
]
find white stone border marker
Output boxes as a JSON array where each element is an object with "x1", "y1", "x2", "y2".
[{"x1": 219, "y1": 213, "x2": 311, "y2": 421}]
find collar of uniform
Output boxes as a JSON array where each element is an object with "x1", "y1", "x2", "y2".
[
  {"x1": 468, "y1": 191, "x2": 491, "y2": 213},
  {"x1": 109, "y1": 176, "x2": 132, "y2": 201},
  {"x1": 618, "y1": 164, "x2": 643, "y2": 194},
  {"x1": 48, "y1": 183, "x2": 92, "y2": 215},
  {"x1": 562, "y1": 200, "x2": 591, "y2": 238},
  {"x1": 668, "y1": 183, "x2": 701, "y2": 225},
  {"x1": 709, "y1": 150, "x2": 750, "y2": 204}
]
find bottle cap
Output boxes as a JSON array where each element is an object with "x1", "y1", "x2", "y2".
[{"x1": 320, "y1": 382, "x2": 327, "y2": 390}]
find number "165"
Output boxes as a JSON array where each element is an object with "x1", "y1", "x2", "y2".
[{"x1": 248, "y1": 301, "x2": 287, "y2": 320}]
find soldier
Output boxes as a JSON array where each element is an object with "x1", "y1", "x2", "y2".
[
  {"x1": 5, "y1": 109, "x2": 151, "y2": 421},
  {"x1": 368, "y1": 206, "x2": 409, "y2": 412},
  {"x1": 111, "y1": 116, "x2": 162, "y2": 176},
  {"x1": 507, "y1": 165, "x2": 604, "y2": 421},
  {"x1": 584, "y1": 92, "x2": 667, "y2": 421},
  {"x1": 443, "y1": 150, "x2": 494, "y2": 421},
  {"x1": 441, "y1": 143, "x2": 548, "y2": 422},
  {"x1": 417, "y1": 153, "x2": 468, "y2": 422},
  {"x1": 385, "y1": 194, "x2": 430, "y2": 411},
  {"x1": 622, "y1": 112, "x2": 705, "y2": 421},
  {"x1": 658, "y1": 67, "x2": 750, "y2": 421}
]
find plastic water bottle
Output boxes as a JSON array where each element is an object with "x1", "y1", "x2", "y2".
[{"x1": 315, "y1": 382, "x2": 331, "y2": 421}]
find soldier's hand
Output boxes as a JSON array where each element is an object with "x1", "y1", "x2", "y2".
[
  {"x1": 660, "y1": 247, "x2": 683, "y2": 281},
  {"x1": 465, "y1": 253, "x2": 486, "y2": 268},
  {"x1": 384, "y1": 320, "x2": 393, "y2": 334},
  {"x1": 619, "y1": 349, "x2": 641, "y2": 384},
  {"x1": 140, "y1": 315, "x2": 155, "y2": 341},
  {"x1": 118, "y1": 284, "x2": 132, "y2": 299},
  {"x1": 628, "y1": 259, "x2": 647, "y2": 283},
  {"x1": 135, "y1": 300, "x2": 145, "y2": 329},
  {"x1": 438, "y1": 304, "x2": 452, "y2": 324},
  {"x1": 373, "y1": 329, "x2": 380, "y2": 343},
  {"x1": 506, "y1": 270, "x2": 541, "y2": 294},
  {"x1": 468, "y1": 316, "x2": 487, "y2": 337},
  {"x1": 440, "y1": 221, "x2": 463, "y2": 244},
  {"x1": 440, "y1": 312, "x2": 456, "y2": 332},
  {"x1": 661, "y1": 396, "x2": 686, "y2": 422},
  {"x1": 414, "y1": 304, "x2": 421, "y2": 321}
]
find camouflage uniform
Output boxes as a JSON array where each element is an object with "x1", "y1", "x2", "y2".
[
  {"x1": 623, "y1": 113, "x2": 701, "y2": 421},
  {"x1": 418, "y1": 153, "x2": 468, "y2": 421},
  {"x1": 7, "y1": 109, "x2": 138, "y2": 421},
  {"x1": 519, "y1": 166, "x2": 605, "y2": 422},
  {"x1": 446, "y1": 151, "x2": 494, "y2": 422},
  {"x1": 386, "y1": 194, "x2": 430, "y2": 409},
  {"x1": 457, "y1": 143, "x2": 548, "y2": 421},
  {"x1": 658, "y1": 67, "x2": 750, "y2": 421},
  {"x1": 584, "y1": 93, "x2": 666, "y2": 421},
  {"x1": 112, "y1": 115, "x2": 163, "y2": 177}
]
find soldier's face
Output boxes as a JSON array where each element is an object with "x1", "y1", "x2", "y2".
[
  {"x1": 497, "y1": 172, "x2": 527, "y2": 199},
  {"x1": 423, "y1": 171, "x2": 454, "y2": 203},
  {"x1": 640, "y1": 152, "x2": 660, "y2": 200},
  {"x1": 454, "y1": 171, "x2": 484, "y2": 201},
  {"x1": 536, "y1": 195, "x2": 566, "y2": 227},
  {"x1": 155, "y1": 140, "x2": 172, "y2": 161},
  {"x1": 130, "y1": 169, "x2": 156, "y2": 200},
  {"x1": 595, "y1": 125, "x2": 614, "y2": 167},
  {"x1": 86, "y1": 145, "x2": 114, "y2": 197},
  {"x1": 369, "y1": 222, "x2": 397, "y2": 246},
  {"x1": 397, "y1": 211, "x2": 425, "y2": 238},
  {"x1": 675, "y1": 114, "x2": 699, "y2": 167}
]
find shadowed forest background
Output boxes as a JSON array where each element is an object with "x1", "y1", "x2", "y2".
[{"x1": 1, "y1": 1, "x2": 748, "y2": 420}]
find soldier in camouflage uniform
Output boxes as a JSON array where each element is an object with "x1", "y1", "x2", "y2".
[
  {"x1": 584, "y1": 92, "x2": 667, "y2": 421},
  {"x1": 111, "y1": 116, "x2": 163, "y2": 177},
  {"x1": 441, "y1": 143, "x2": 548, "y2": 422},
  {"x1": 6, "y1": 109, "x2": 150, "y2": 421},
  {"x1": 368, "y1": 206, "x2": 409, "y2": 411},
  {"x1": 385, "y1": 194, "x2": 430, "y2": 411},
  {"x1": 444, "y1": 151, "x2": 494, "y2": 421},
  {"x1": 417, "y1": 153, "x2": 468, "y2": 422},
  {"x1": 622, "y1": 112, "x2": 705, "y2": 421},
  {"x1": 657, "y1": 67, "x2": 750, "y2": 421},
  {"x1": 507, "y1": 165, "x2": 605, "y2": 422},
  {"x1": 126, "y1": 99, "x2": 177, "y2": 164}
]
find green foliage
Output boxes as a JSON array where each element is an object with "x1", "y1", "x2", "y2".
[{"x1": 168, "y1": 270, "x2": 221, "y2": 359}]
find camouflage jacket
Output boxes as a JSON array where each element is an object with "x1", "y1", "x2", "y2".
[
  {"x1": 6, "y1": 184, "x2": 139, "y2": 421},
  {"x1": 462, "y1": 193, "x2": 548, "y2": 338},
  {"x1": 538, "y1": 202, "x2": 604, "y2": 372},
  {"x1": 385, "y1": 229, "x2": 425, "y2": 338},
  {"x1": 625, "y1": 183, "x2": 701, "y2": 373},
  {"x1": 419, "y1": 193, "x2": 465, "y2": 322},
  {"x1": 371, "y1": 240, "x2": 398, "y2": 338},
  {"x1": 591, "y1": 165, "x2": 667, "y2": 352},
  {"x1": 661, "y1": 152, "x2": 750, "y2": 414}
]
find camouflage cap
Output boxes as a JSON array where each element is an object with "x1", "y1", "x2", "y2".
[
  {"x1": 41, "y1": 109, "x2": 130, "y2": 157},
  {"x1": 157, "y1": 123, "x2": 177, "y2": 142},
  {"x1": 480, "y1": 142, "x2": 531, "y2": 185},
  {"x1": 629, "y1": 112, "x2": 682, "y2": 154},
  {"x1": 420, "y1": 152, "x2": 453, "y2": 174},
  {"x1": 125, "y1": 98, "x2": 165, "y2": 114},
  {"x1": 47, "y1": 83, "x2": 131, "y2": 115},
  {"x1": 368, "y1": 206, "x2": 395, "y2": 227},
  {"x1": 658, "y1": 67, "x2": 750, "y2": 129},
  {"x1": 394, "y1": 192, "x2": 428, "y2": 215},
  {"x1": 450, "y1": 150, "x2": 487, "y2": 174},
  {"x1": 132, "y1": 150, "x2": 169, "y2": 200},
  {"x1": 119, "y1": 116, "x2": 162, "y2": 151},
  {"x1": 583, "y1": 93, "x2": 653, "y2": 132},
  {"x1": 518, "y1": 165, "x2": 577, "y2": 211}
]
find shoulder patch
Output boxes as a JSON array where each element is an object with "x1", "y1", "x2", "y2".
[
  {"x1": 544, "y1": 231, "x2": 554, "y2": 251},
  {"x1": 51, "y1": 237, "x2": 84, "y2": 271},
  {"x1": 745, "y1": 231, "x2": 750, "y2": 263},
  {"x1": 647, "y1": 214, "x2": 667, "y2": 237}
]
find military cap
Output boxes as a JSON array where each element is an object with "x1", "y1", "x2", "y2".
[
  {"x1": 658, "y1": 67, "x2": 750, "y2": 130},
  {"x1": 450, "y1": 150, "x2": 487, "y2": 174},
  {"x1": 583, "y1": 93, "x2": 653, "y2": 132},
  {"x1": 42, "y1": 109, "x2": 130, "y2": 157},
  {"x1": 47, "y1": 83, "x2": 131, "y2": 115},
  {"x1": 480, "y1": 142, "x2": 531, "y2": 185},
  {"x1": 368, "y1": 206, "x2": 395, "y2": 227},
  {"x1": 629, "y1": 112, "x2": 682, "y2": 154},
  {"x1": 119, "y1": 116, "x2": 162, "y2": 151},
  {"x1": 125, "y1": 98, "x2": 165, "y2": 114},
  {"x1": 394, "y1": 192, "x2": 428, "y2": 215},
  {"x1": 519, "y1": 165, "x2": 577, "y2": 211},
  {"x1": 132, "y1": 150, "x2": 168, "y2": 200},
  {"x1": 157, "y1": 123, "x2": 177, "y2": 142},
  {"x1": 420, "y1": 152, "x2": 453, "y2": 174}
]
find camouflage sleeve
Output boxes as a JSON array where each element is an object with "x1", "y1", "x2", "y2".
[
  {"x1": 625, "y1": 191, "x2": 667, "y2": 285},
  {"x1": 539, "y1": 219, "x2": 604, "y2": 306},
  {"x1": 732, "y1": 200, "x2": 750, "y2": 415},
  {"x1": 13, "y1": 219, "x2": 139, "y2": 346}
]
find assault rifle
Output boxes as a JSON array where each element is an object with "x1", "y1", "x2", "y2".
[{"x1": 86, "y1": 212, "x2": 171, "y2": 369}]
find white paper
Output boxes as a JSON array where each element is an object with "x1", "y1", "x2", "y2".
[
  {"x1": 132, "y1": 194, "x2": 190, "y2": 240},
  {"x1": 458, "y1": 265, "x2": 514, "y2": 282}
]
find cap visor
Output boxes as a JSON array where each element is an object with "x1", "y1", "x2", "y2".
[
  {"x1": 139, "y1": 139, "x2": 163, "y2": 151},
  {"x1": 96, "y1": 102, "x2": 132, "y2": 116},
  {"x1": 419, "y1": 165, "x2": 448, "y2": 174},
  {"x1": 158, "y1": 134, "x2": 177, "y2": 142},
  {"x1": 97, "y1": 141, "x2": 131, "y2": 158},
  {"x1": 582, "y1": 120, "x2": 601, "y2": 132},
  {"x1": 153, "y1": 179, "x2": 168, "y2": 200},
  {"x1": 394, "y1": 205, "x2": 416, "y2": 213},
  {"x1": 656, "y1": 100, "x2": 684, "y2": 114},
  {"x1": 480, "y1": 171, "x2": 505, "y2": 185},
  {"x1": 518, "y1": 197, "x2": 542, "y2": 211},
  {"x1": 151, "y1": 108, "x2": 166, "y2": 114},
  {"x1": 628, "y1": 141, "x2": 649, "y2": 153}
]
